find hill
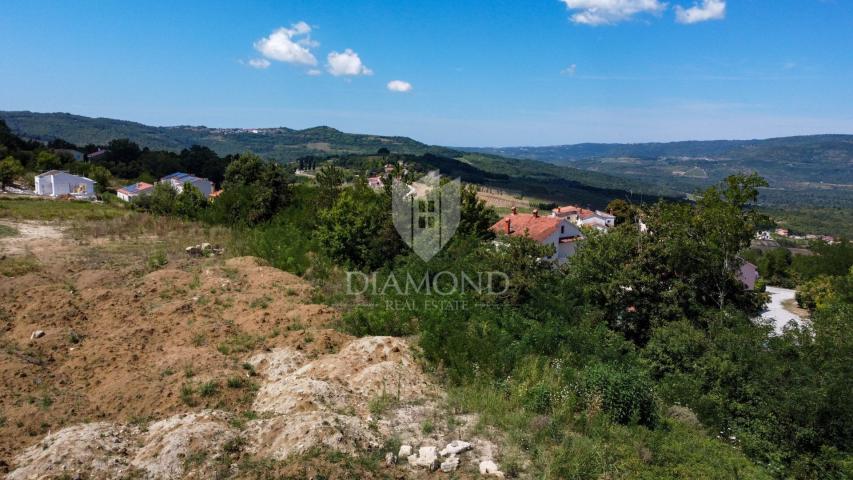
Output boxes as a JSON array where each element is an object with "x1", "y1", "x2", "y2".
[
  {"x1": 0, "y1": 110, "x2": 676, "y2": 209},
  {"x1": 463, "y1": 136, "x2": 853, "y2": 208},
  {"x1": 0, "y1": 110, "x2": 451, "y2": 161}
]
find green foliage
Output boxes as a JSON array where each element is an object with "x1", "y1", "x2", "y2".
[
  {"x1": 796, "y1": 275, "x2": 837, "y2": 311},
  {"x1": 576, "y1": 363, "x2": 659, "y2": 427},
  {"x1": 35, "y1": 150, "x2": 62, "y2": 171},
  {"x1": 216, "y1": 152, "x2": 291, "y2": 225},
  {"x1": 174, "y1": 183, "x2": 208, "y2": 219},
  {"x1": 567, "y1": 174, "x2": 767, "y2": 343},
  {"x1": 316, "y1": 185, "x2": 404, "y2": 270},
  {"x1": 458, "y1": 184, "x2": 498, "y2": 239},
  {"x1": 315, "y1": 164, "x2": 345, "y2": 208},
  {"x1": 0, "y1": 155, "x2": 24, "y2": 188}
]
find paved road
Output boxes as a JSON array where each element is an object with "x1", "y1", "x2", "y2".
[{"x1": 761, "y1": 286, "x2": 808, "y2": 335}]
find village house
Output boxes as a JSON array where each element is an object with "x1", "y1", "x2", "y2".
[
  {"x1": 34, "y1": 170, "x2": 96, "y2": 199},
  {"x1": 367, "y1": 176, "x2": 384, "y2": 191},
  {"x1": 490, "y1": 207, "x2": 583, "y2": 264},
  {"x1": 737, "y1": 261, "x2": 760, "y2": 290},
  {"x1": 116, "y1": 182, "x2": 154, "y2": 202},
  {"x1": 552, "y1": 205, "x2": 615, "y2": 230},
  {"x1": 159, "y1": 172, "x2": 214, "y2": 197}
]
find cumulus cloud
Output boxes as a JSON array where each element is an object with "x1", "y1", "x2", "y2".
[
  {"x1": 675, "y1": 0, "x2": 726, "y2": 24},
  {"x1": 326, "y1": 49, "x2": 373, "y2": 76},
  {"x1": 387, "y1": 80, "x2": 413, "y2": 92},
  {"x1": 560, "y1": 0, "x2": 666, "y2": 25},
  {"x1": 253, "y1": 22, "x2": 318, "y2": 65},
  {"x1": 561, "y1": 64, "x2": 577, "y2": 76},
  {"x1": 248, "y1": 58, "x2": 271, "y2": 69}
]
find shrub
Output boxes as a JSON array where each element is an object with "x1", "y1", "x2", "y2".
[{"x1": 576, "y1": 363, "x2": 658, "y2": 428}]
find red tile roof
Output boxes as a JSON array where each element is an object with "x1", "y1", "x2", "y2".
[{"x1": 490, "y1": 213, "x2": 563, "y2": 242}]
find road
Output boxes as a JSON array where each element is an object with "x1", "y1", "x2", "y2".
[{"x1": 761, "y1": 286, "x2": 808, "y2": 335}]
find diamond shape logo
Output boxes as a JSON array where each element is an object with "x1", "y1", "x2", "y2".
[{"x1": 391, "y1": 171, "x2": 460, "y2": 262}]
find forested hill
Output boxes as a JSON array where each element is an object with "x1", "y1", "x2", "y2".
[
  {"x1": 0, "y1": 111, "x2": 452, "y2": 162},
  {"x1": 0, "y1": 110, "x2": 678, "y2": 206},
  {"x1": 463, "y1": 135, "x2": 853, "y2": 188}
]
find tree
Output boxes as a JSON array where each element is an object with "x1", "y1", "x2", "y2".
[
  {"x1": 315, "y1": 164, "x2": 345, "y2": 208},
  {"x1": 140, "y1": 183, "x2": 178, "y2": 215},
  {"x1": 175, "y1": 183, "x2": 208, "y2": 219},
  {"x1": 568, "y1": 174, "x2": 768, "y2": 344},
  {"x1": 316, "y1": 187, "x2": 403, "y2": 270},
  {"x1": 457, "y1": 184, "x2": 497, "y2": 239},
  {"x1": 0, "y1": 156, "x2": 24, "y2": 189},
  {"x1": 88, "y1": 165, "x2": 112, "y2": 194},
  {"x1": 220, "y1": 152, "x2": 291, "y2": 224},
  {"x1": 606, "y1": 198, "x2": 633, "y2": 225},
  {"x1": 35, "y1": 151, "x2": 62, "y2": 171}
]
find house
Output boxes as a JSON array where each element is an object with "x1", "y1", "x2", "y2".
[
  {"x1": 552, "y1": 205, "x2": 615, "y2": 230},
  {"x1": 34, "y1": 170, "x2": 96, "y2": 199},
  {"x1": 159, "y1": 172, "x2": 214, "y2": 197},
  {"x1": 86, "y1": 149, "x2": 108, "y2": 160},
  {"x1": 117, "y1": 182, "x2": 154, "y2": 202},
  {"x1": 737, "y1": 261, "x2": 759, "y2": 290},
  {"x1": 367, "y1": 176, "x2": 384, "y2": 190},
  {"x1": 775, "y1": 228, "x2": 790, "y2": 237},
  {"x1": 490, "y1": 207, "x2": 583, "y2": 264}
]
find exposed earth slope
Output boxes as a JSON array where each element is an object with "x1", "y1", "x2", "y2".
[{"x1": 0, "y1": 210, "x2": 510, "y2": 479}]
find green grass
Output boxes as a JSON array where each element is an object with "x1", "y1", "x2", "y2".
[
  {"x1": 0, "y1": 255, "x2": 40, "y2": 277},
  {"x1": 0, "y1": 223, "x2": 18, "y2": 238},
  {"x1": 0, "y1": 197, "x2": 128, "y2": 221}
]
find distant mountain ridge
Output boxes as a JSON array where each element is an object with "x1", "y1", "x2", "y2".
[
  {"x1": 463, "y1": 135, "x2": 853, "y2": 185},
  {"x1": 0, "y1": 110, "x2": 681, "y2": 209},
  {"x1": 0, "y1": 111, "x2": 446, "y2": 161}
]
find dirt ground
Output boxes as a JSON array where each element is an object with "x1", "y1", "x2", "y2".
[{"x1": 0, "y1": 215, "x2": 511, "y2": 479}]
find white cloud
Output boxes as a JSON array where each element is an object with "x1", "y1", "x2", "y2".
[
  {"x1": 560, "y1": 0, "x2": 666, "y2": 25},
  {"x1": 306, "y1": 69, "x2": 323, "y2": 76},
  {"x1": 387, "y1": 80, "x2": 413, "y2": 92},
  {"x1": 254, "y1": 22, "x2": 318, "y2": 66},
  {"x1": 248, "y1": 58, "x2": 271, "y2": 69},
  {"x1": 561, "y1": 64, "x2": 577, "y2": 76},
  {"x1": 675, "y1": 0, "x2": 726, "y2": 24},
  {"x1": 326, "y1": 49, "x2": 373, "y2": 76}
]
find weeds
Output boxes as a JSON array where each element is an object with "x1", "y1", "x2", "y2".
[
  {"x1": 199, "y1": 381, "x2": 219, "y2": 397},
  {"x1": 0, "y1": 255, "x2": 40, "y2": 277}
]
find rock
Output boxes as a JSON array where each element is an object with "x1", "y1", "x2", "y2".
[
  {"x1": 440, "y1": 455, "x2": 460, "y2": 472},
  {"x1": 440, "y1": 440, "x2": 472, "y2": 456},
  {"x1": 384, "y1": 451, "x2": 397, "y2": 466},
  {"x1": 408, "y1": 446, "x2": 439, "y2": 470},
  {"x1": 30, "y1": 330, "x2": 45, "y2": 340},
  {"x1": 480, "y1": 460, "x2": 504, "y2": 477},
  {"x1": 398, "y1": 445, "x2": 412, "y2": 459}
]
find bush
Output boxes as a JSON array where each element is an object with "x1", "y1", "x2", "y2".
[{"x1": 576, "y1": 363, "x2": 658, "y2": 428}]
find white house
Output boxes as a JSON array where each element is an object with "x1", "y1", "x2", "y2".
[
  {"x1": 491, "y1": 208, "x2": 583, "y2": 264},
  {"x1": 117, "y1": 182, "x2": 154, "y2": 202},
  {"x1": 552, "y1": 205, "x2": 615, "y2": 231},
  {"x1": 34, "y1": 170, "x2": 96, "y2": 199},
  {"x1": 159, "y1": 172, "x2": 214, "y2": 197}
]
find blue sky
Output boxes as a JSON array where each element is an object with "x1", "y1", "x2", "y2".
[{"x1": 1, "y1": 0, "x2": 852, "y2": 146}]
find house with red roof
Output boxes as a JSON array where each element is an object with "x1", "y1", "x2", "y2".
[
  {"x1": 490, "y1": 207, "x2": 583, "y2": 264},
  {"x1": 552, "y1": 205, "x2": 615, "y2": 230},
  {"x1": 117, "y1": 182, "x2": 154, "y2": 202}
]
